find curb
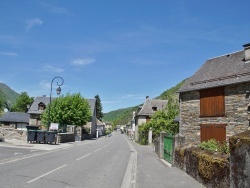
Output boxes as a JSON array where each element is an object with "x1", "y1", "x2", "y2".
[{"x1": 121, "y1": 135, "x2": 137, "y2": 188}]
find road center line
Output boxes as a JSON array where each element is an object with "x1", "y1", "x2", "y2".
[
  {"x1": 76, "y1": 153, "x2": 91, "y2": 161},
  {"x1": 27, "y1": 164, "x2": 67, "y2": 184},
  {"x1": 94, "y1": 148, "x2": 102, "y2": 152}
]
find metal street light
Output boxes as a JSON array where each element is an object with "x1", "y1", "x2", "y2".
[{"x1": 48, "y1": 76, "x2": 64, "y2": 131}]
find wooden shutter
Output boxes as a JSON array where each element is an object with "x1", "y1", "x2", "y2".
[
  {"x1": 200, "y1": 87, "x2": 225, "y2": 117},
  {"x1": 212, "y1": 88, "x2": 225, "y2": 116},
  {"x1": 200, "y1": 124, "x2": 226, "y2": 142},
  {"x1": 200, "y1": 89, "x2": 211, "y2": 116}
]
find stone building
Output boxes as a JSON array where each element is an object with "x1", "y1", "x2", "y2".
[
  {"x1": 27, "y1": 95, "x2": 50, "y2": 126},
  {"x1": 27, "y1": 96, "x2": 97, "y2": 138},
  {"x1": 134, "y1": 96, "x2": 168, "y2": 141},
  {"x1": 177, "y1": 43, "x2": 250, "y2": 144}
]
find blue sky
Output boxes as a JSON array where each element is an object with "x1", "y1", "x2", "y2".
[{"x1": 1, "y1": 0, "x2": 250, "y2": 113}]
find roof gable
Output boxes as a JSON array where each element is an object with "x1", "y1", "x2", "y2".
[
  {"x1": 137, "y1": 99, "x2": 167, "y2": 116},
  {"x1": 178, "y1": 49, "x2": 250, "y2": 92},
  {"x1": 87, "y1": 99, "x2": 96, "y2": 115},
  {"x1": 27, "y1": 96, "x2": 52, "y2": 114}
]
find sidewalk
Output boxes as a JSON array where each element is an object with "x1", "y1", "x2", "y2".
[
  {"x1": 131, "y1": 141, "x2": 205, "y2": 188},
  {"x1": 0, "y1": 139, "x2": 75, "y2": 151}
]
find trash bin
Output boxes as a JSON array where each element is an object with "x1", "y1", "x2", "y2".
[
  {"x1": 45, "y1": 131, "x2": 57, "y2": 144},
  {"x1": 26, "y1": 125, "x2": 39, "y2": 131},
  {"x1": 36, "y1": 130, "x2": 46, "y2": 143},
  {"x1": 27, "y1": 130, "x2": 37, "y2": 143}
]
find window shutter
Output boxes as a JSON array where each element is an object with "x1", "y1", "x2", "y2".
[
  {"x1": 200, "y1": 89, "x2": 211, "y2": 116},
  {"x1": 212, "y1": 88, "x2": 225, "y2": 116},
  {"x1": 200, "y1": 124, "x2": 226, "y2": 142},
  {"x1": 200, "y1": 87, "x2": 225, "y2": 117}
]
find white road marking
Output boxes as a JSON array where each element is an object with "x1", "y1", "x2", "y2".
[
  {"x1": 27, "y1": 164, "x2": 67, "y2": 184},
  {"x1": 76, "y1": 153, "x2": 91, "y2": 161},
  {"x1": 14, "y1": 152, "x2": 23, "y2": 155},
  {"x1": 94, "y1": 148, "x2": 102, "y2": 152}
]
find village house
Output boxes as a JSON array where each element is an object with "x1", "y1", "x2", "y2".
[
  {"x1": 177, "y1": 43, "x2": 250, "y2": 144},
  {"x1": 134, "y1": 96, "x2": 168, "y2": 141},
  {"x1": 0, "y1": 112, "x2": 29, "y2": 130},
  {"x1": 27, "y1": 96, "x2": 97, "y2": 138}
]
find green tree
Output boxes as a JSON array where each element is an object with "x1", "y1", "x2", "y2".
[
  {"x1": 95, "y1": 95, "x2": 103, "y2": 120},
  {"x1": 138, "y1": 95, "x2": 179, "y2": 144},
  {"x1": 41, "y1": 93, "x2": 92, "y2": 129},
  {"x1": 0, "y1": 95, "x2": 4, "y2": 114},
  {"x1": 10, "y1": 92, "x2": 34, "y2": 112}
]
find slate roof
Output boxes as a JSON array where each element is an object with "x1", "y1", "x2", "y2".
[
  {"x1": 137, "y1": 99, "x2": 167, "y2": 116},
  {"x1": 177, "y1": 48, "x2": 250, "y2": 93},
  {"x1": 87, "y1": 99, "x2": 96, "y2": 115},
  {"x1": 0, "y1": 112, "x2": 30, "y2": 123},
  {"x1": 27, "y1": 96, "x2": 96, "y2": 115},
  {"x1": 27, "y1": 96, "x2": 53, "y2": 114}
]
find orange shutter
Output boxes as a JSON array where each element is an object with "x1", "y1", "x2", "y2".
[
  {"x1": 200, "y1": 124, "x2": 226, "y2": 142},
  {"x1": 200, "y1": 87, "x2": 225, "y2": 117}
]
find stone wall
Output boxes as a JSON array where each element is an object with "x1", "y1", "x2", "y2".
[
  {"x1": 180, "y1": 83, "x2": 250, "y2": 144},
  {"x1": 229, "y1": 130, "x2": 250, "y2": 188},
  {"x1": 0, "y1": 127, "x2": 27, "y2": 141},
  {"x1": 57, "y1": 133, "x2": 75, "y2": 143},
  {"x1": 174, "y1": 146, "x2": 230, "y2": 188},
  {"x1": 29, "y1": 114, "x2": 40, "y2": 126}
]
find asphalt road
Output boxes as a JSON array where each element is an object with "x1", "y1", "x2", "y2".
[{"x1": 0, "y1": 132, "x2": 131, "y2": 188}]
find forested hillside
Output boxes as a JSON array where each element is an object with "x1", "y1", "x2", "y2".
[
  {"x1": 103, "y1": 79, "x2": 186, "y2": 125},
  {"x1": 103, "y1": 106, "x2": 139, "y2": 125},
  {"x1": 0, "y1": 83, "x2": 19, "y2": 110}
]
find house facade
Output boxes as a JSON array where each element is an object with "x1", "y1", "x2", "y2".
[
  {"x1": 27, "y1": 95, "x2": 50, "y2": 127},
  {"x1": 27, "y1": 96, "x2": 97, "y2": 138},
  {"x1": 0, "y1": 112, "x2": 29, "y2": 130},
  {"x1": 134, "y1": 96, "x2": 168, "y2": 141},
  {"x1": 84, "y1": 99, "x2": 97, "y2": 138},
  {"x1": 177, "y1": 43, "x2": 250, "y2": 144}
]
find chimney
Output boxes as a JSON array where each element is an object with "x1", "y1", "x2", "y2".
[
  {"x1": 132, "y1": 111, "x2": 135, "y2": 119},
  {"x1": 243, "y1": 43, "x2": 250, "y2": 62}
]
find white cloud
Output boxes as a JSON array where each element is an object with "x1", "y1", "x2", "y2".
[
  {"x1": 43, "y1": 65, "x2": 64, "y2": 73},
  {"x1": 39, "y1": 2, "x2": 69, "y2": 14},
  {"x1": 71, "y1": 58, "x2": 95, "y2": 67},
  {"x1": 26, "y1": 18, "x2": 43, "y2": 31},
  {"x1": 121, "y1": 94, "x2": 145, "y2": 100},
  {"x1": 0, "y1": 51, "x2": 17, "y2": 56}
]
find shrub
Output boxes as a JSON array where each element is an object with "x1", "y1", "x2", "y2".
[{"x1": 199, "y1": 139, "x2": 229, "y2": 154}]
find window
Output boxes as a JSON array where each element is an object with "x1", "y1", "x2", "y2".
[
  {"x1": 152, "y1": 107, "x2": 157, "y2": 111},
  {"x1": 38, "y1": 103, "x2": 45, "y2": 110},
  {"x1": 200, "y1": 124, "x2": 226, "y2": 142},
  {"x1": 200, "y1": 87, "x2": 225, "y2": 117},
  {"x1": 146, "y1": 116, "x2": 151, "y2": 122}
]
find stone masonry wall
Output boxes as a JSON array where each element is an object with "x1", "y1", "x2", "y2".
[
  {"x1": 180, "y1": 83, "x2": 250, "y2": 144},
  {"x1": 229, "y1": 130, "x2": 250, "y2": 188}
]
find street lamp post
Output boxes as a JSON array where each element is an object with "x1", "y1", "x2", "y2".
[{"x1": 47, "y1": 76, "x2": 64, "y2": 131}]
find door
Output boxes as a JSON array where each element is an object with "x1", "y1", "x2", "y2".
[{"x1": 164, "y1": 133, "x2": 173, "y2": 163}]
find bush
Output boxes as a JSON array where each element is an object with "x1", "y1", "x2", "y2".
[{"x1": 199, "y1": 139, "x2": 229, "y2": 154}]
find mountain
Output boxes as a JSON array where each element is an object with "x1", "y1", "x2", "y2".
[
  {"x1": 103, "y1": 106, "x2": 139, "y2": 125},
  {"x1": 102, "y1": 79, "x2": 187, "y2": 125},
  {"x1": 0, "y1": 83, "x2": 20, "y2": 109}
]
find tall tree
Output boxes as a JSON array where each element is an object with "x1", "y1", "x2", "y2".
[
  {"x1": 10, "y1": 92, "x2": 34, "y2": 112},
  {"x1": 41, "y1": 93, "x2": 92, "y2": 129},
  {"x1": 95, "y1": 95, "x2": 103, "y2": 120}
]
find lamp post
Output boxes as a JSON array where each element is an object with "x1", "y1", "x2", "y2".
[{"x1": 47, "y1": 76, "x2": 64, "y2": 131}]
